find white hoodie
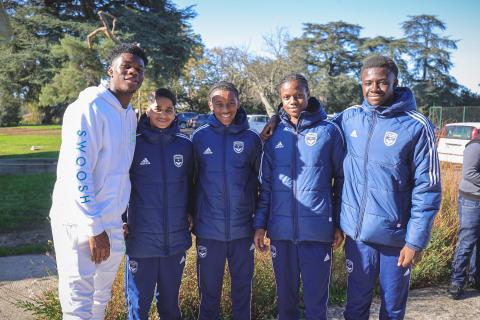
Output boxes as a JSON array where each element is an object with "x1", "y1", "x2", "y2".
[{"x1": 50, "y1": 84, "x2": 137, "y2": 236}]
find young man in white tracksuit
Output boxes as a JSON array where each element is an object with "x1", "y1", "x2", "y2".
[{"x1": 49, "y1": 43, "x2": 147, "y2": 320}]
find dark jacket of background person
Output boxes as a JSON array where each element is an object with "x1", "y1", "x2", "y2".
[
  {"x1": 334, "y1": 87, "x2": 442, "y2": 251},
  {"x1": 126, "y1": 114, "x2": 193, "y2": 258},
  {"x1": 459, "y1": 138, "x2": 480, "y2": 200},
  {"x1": 191, "y1": 107, "x2": 262, "y2": 241},
  {"x1": 254, "y1": 97, "x2": 345, "y2": 242}
]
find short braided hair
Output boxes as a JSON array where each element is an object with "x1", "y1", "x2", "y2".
[
  {"x1": 108, "y1": 42, "x2": 148, "y2": 67},
  {"x1": 208, "y1": 81, "x2": 239, "y2": 101},
  {"x1": 361, "y1": 55, "x2": 398, "y2": 79},
  {"x1": 276, "y1": 73, "x2": 310, "y2": 95},
  {"x1": 148, "y1": 88, "x2": 177, "y2": 106}
]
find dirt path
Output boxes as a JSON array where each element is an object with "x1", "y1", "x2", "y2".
[
  {"x1": 0, "y1": 222, "x2": 52, "y2": 248},
  {"x1": 0, "y1": 127, "x2": 61, "y2": 136}
]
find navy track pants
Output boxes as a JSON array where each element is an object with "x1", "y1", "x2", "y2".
[
  {"x1": 344, "y1": 237, "x2": 411, "y2": 320},
  {"x1": 270, "y1": 240, "x2": 333, "y2": 320},
  {"x1": 125, "y1": 253, "x2": 186, "y2": 320},
  {"x1": 196, "y1": 237, "x2": 254, "y2": 320}
]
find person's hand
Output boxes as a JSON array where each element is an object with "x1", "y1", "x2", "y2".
[
  {"x1": 332, "y1": 228, "x2": 344, "y2": 250},
  {"x1": 89, "y1": 231, "x2": 110, "y2": 264},
  {"x1": 260, "y1": 115, "x2": 279, "y2": 141},
  {"x1": 187, "y1": 214, "x2": 194, "y2": 232},
  {"x1": 254, "y1": 229, "x2": 268, "y2": 252},
  {"x1": 397, "y1": 245, "x2": 421, "y2": 268},
  {"x1": 122, "y1": 223, "x2": 129, "y2": 240}
]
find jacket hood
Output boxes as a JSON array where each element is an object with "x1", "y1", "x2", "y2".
[
  {"x1": 362, "y1": 87, "x2": 416, "y2": 116},
  {"x1": 137, "y1": 113, "x2": 180, "y2": 144},
  {"x1": 279, "y1": 97, "x2": 327, "y2": 130},
  {"x1": 78, "y1": 84, "x2": 132, "y2": 112},
  {"x1": 207, "y1": 107, "x2": 249, "y2": 134}
]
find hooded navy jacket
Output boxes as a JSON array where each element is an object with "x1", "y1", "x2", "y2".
[
  {"x1": 192, "y1": 108, "x2": 262, "y2": 241},
  {"x1": 254, "y1": 98, "x2": 345, "y2": 242},
  {"x1": 126, "y1": 114, "x2": 193, "y2": 257},
  {"x1": 334, "y1": 88, "x2": 441, "y2": 250}
]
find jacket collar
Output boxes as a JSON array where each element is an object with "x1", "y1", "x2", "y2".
[
  {"x1": 279, "y1": 97, "x2": 327, "y2": 131},
  {"x1": 361, "y1": 87, "x2": 416, "y2": 116},
  {"x1": 207, "y1": 107, "x2": 249, "y2": 134}
]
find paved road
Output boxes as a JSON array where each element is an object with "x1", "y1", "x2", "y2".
[
  {"x1": 0, "y1": 254, "x2": 479, "y2": 319},
  {"x1": 0, "y1": 254, "x2": 57, "y2": 320}
]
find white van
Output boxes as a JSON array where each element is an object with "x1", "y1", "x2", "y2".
[
  {"x1": 247, "y1": 115, "x2": 269, "y2": 133},
  {"x1": 437, "y1": 122, "x2": 480, "y2": 164}
]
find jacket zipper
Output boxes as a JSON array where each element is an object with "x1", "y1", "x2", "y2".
[
  {"x1": 355, "y1": 111, "x2": 377, "y2": 238},
  {"x1": 223, "y1": 129, "x2": 231, "y2": 240},
  {"x1": 160, "y1": 140, "x2": 170, "y2": 255},
  {"x1": 293, "y1": 121, "x2": 300, "y2": 242},
  {"x1": 123, "y1": 110, "x2": 129, "y2": 172}
]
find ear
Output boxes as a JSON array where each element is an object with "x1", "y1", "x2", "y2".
[
  {"x1": 208, "y1": 101, "x2": 214, "y2": 112},
  {"x1": 107, "y1": 66, "x2": 113, "y2": 78},
  {"x1": 393, "y1": 78, "x2": 399, "y2": 88},
  {"x1": 146, "y1": 108, "x2": 152, "y2": 117}
]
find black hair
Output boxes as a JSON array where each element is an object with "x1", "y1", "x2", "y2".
[
  {"x1": 148, "y1": 88, "x2": 177, "y2": 106},
  {"x1": 108, "y1": 42, "x2": 148, "y2": 67},
  {"x1": 208, "y1": 81, "x2": 239, "y2": 100},
  {"x1": 361, "y1": 55, "x2": 398, "y2": 79},
  {"x1": 276, "y1": 73, "x2": 310, "y2": 95}
]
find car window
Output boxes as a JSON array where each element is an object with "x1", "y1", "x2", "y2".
[
  {"x1": 249, "y1": 115, "x2": 268, "y2": 123},
  {"x1": 445, "y1": 126, "x2": 474, "y2": 140}
]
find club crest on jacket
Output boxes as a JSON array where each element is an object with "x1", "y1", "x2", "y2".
[
  {"x1": 384, "y1": 131, "x2": 398, "y2": 146},
  {"x1": 233, "y1": 141, "x2": 244, "y2": 153},
  {"x1": 305, "y1": 132, "x2": 318, "y2": 146},
  {"x1": 173, "y1": 154, "x2": 183, "y2": 168}
]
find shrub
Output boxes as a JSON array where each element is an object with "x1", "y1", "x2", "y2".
[{"x1": 0, "y1": 91, "x2": 21, "y2": 127}]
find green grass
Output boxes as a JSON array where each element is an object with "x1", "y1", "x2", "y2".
[
  {"x1": 0, "y1": 135, "x2": 61, "y2": 158},
  {"x1": 0, "y1": 173, "x2": 56, "y2": 231},
  {"x1": 0, "y1": 243, "x2": 51, "y2": 257},
  {"x1": 0, "y1": 125, "x2": 61, "y2": 159}
]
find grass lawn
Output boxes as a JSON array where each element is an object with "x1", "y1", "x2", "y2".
[
  {"x1": 0, "y1": 173, "x2": 56, "y2": 231},
  {"x1": 0, "y1": 125, "x2": 61, "y2": 159}
]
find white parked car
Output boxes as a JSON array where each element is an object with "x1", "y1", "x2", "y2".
[
  {"x1": 247, "y1": 114, "x2": 269, "y2": 133},
  {"x1": 437, "y1": 122, "x2": 480, "y2": 164}
]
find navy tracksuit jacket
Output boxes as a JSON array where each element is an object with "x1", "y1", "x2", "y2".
[
  {"x1": 254, "y1": 98, "x2": 344, "y2": 320},
  {"x1": 334, "y1": 88, "x2": 441, "y2": 320},
  {"x1": 125, "y1": 114, "x2": 193, "y2": 320},
  {"x1": 192, "y1": 107, "x2": 262, "y2": 320}
]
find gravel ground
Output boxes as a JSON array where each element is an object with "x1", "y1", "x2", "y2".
[{"x1": 0, "y1": 254, "x2": 57, "y2": 320}]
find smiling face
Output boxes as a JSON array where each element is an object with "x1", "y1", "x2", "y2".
[
  {"x1": 108, "y1": 53, "x2": 145, "y2": 106},
  {"x1": 361, "y1": 67, "x2": 397, "y2": 107},
  {"x1": 279, "y1": 80, "x2": 309, "y2": 125},
  {"x1": 208, "y1": 89, "x2": 239, "y2": 126},
  {"x1": 146, "y1": 96, "x2": 175, "y2": 129}
]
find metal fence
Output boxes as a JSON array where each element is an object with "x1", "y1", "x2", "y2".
[{"x1": 429, "y1": 106, "x2": 480, "y2": 129}]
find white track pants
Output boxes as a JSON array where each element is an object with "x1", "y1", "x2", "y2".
[{"x1": 51, "y1": 221, "x2": 125, "y2": 320}]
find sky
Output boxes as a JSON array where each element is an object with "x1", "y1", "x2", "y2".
[{"x1": 173, "y1": 0, "x2": 480, "y2": 94}]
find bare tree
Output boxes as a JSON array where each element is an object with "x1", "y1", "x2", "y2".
[{"x1": 86, "y1": 10, "x2": 119, "y2": 49}]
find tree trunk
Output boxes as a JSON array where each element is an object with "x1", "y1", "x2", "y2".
[{"x1": 256, "y1": 88, "x2": 276, "y2": 117}]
